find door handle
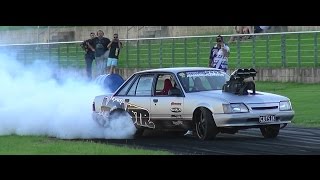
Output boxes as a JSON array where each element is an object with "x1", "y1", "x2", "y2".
[
  {"x1": 153, "y1": 99, "x2": 158, "y2": 103},
  {"x1": 125, "y1": 99, "x2": 130, "y2": 102}
]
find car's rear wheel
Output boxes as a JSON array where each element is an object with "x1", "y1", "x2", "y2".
[
  {"x1": 260, "y1": 124, "x2": 280, "y2": 138},
  {"x1": 195, "y1": 108, "x2": 219, "y2": 140},
  {"x1": 110, "y1": 109, "x2": 142, "y2": 138}
]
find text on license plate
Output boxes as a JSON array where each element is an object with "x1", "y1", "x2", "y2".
[{"x1": 259, "y1": 115, "x2": 276, "y2": 123}]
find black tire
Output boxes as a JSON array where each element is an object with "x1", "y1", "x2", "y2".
[
  {"x1": 195, "y1": 108, "x2": 219, "y2": 140},
  {"x1": 109, "y1": 109, "x2": 133, "y2": 121},
  {"x1": 260, "y1": 124, "x2": 280, "y2": 138}
]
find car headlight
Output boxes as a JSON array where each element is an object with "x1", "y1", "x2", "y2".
[
  {"x1": 279, "y1": 101, "x2": 292, "y2": 111},
  {"x1": 223, "y1": 103, "x2": 249, "y2": 113}
]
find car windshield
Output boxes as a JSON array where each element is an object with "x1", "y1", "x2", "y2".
[{"x1": 177, "y1": 70, "x2": 229, "y2": 93}]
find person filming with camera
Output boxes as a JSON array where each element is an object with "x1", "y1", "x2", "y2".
[
  {"x1": 80, "y1": 32, "x2": 96, "y2": 80},
  {"x1": 208, "y1": 35, "x2": 230, "y2": 73},
  {"x1": 106, "y1": 33, "x2": 123, "y2": 74}
]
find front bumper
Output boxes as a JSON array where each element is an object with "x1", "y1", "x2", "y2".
[{"x1": 213, "y1": 111, "x2": 294, "y2": 127}]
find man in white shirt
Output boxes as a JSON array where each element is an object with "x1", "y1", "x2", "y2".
[{"x1": 208, "y1": 35, "x2": 230, "y2": 72}]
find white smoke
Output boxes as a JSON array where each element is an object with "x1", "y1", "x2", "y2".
[{"x1": 0, "y1": 53, "x2": 136, "y2": 139}]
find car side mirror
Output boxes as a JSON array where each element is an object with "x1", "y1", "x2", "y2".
[{"x1": 168, "y1": 88, "x2": 182, "y2": 96}]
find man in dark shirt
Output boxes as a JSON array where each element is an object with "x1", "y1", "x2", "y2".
[
  {"x1": 90, "y1": 30, "x2": 111, "y2": 75},
  {"x1": 80, "y1": 32, "x2": 96, "y2": 80},
  {"x1": 106, "y1": 33, "x2": 123, "y2": 74}
]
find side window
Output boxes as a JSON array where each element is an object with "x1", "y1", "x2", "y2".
[
  {"x1": 117, "y1": 75, "x2": 137, "y2": 96},
  {"x1": 178, "y1": 75, "x2": 189, "y2": 93},
  {"x1": 155, "y1": 74, "x2": 175, "y2": 96},
  {"x1": 127, "y1": 79, "x2": 139, "y2": 96},
  {"x1": 128, "y1": 75, "x2": 154, "y2": 96}
]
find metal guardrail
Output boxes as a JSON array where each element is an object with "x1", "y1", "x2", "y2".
[{"x1": 0, "y1": 31, "x2": 319, "y2": 69}]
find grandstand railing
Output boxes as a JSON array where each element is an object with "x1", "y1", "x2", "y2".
[{"x1": 0, "y1": 31, "x2": 319, "y2": 69}]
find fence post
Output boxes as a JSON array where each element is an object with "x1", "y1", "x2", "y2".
[
  {"x1": 298, "y1": 33, "x2": 301, "y2": 68},
  {"x1": 266, "y1": 35, "x2": 270, "y2": 67},
  {"x1": 137, "y1": 40, "x2": 140, "y2": 68},
  {"x1": 160, "y1": 39, "x2": 163, "y2": 68},
  {"x1": 148, "y1": 40, "x2": 151, "y2": 68},
  {"x1": 126, "y1": 40, "x2": 129, "y2": 68},
  {"x1": 209, "y1": 37, "x2": 213, "y2": 67},
  {"x1": 281, "y1": 34, "x2": 286, "y2": 68},
  {"x1": 172, "y1": 38, "x2": 175, "y2": 67},
  {"x1": 252, "y1": 36, "x2": 256, "y2": 68},
  {"x1": 236, "y1": 36, "x2": 241, "y2": 68},
  {"x1": 184, "y1": 38, "x2": 187, "y2": 66},
  {"x1": 196, "y1": 37, "x2": 200, "y2": 66},
  {"x1": 314, "y1": 32, "x2": 318, "y2": 67}
]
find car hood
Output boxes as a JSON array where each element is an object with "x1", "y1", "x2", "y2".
[{"x1": 187, "y1": 90, "x2": 290, "y2": 104}]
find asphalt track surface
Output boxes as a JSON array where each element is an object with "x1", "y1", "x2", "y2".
[{"x1": 89, "y1": 125, "x2": 320, "y2": 155}]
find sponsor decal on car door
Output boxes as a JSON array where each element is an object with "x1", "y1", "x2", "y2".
[{"x1": 150, "y1": 97, "x2": 184, "y2": 121}]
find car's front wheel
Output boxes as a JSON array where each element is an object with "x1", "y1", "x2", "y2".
[
  {"x1": 260, "y1": 124, "x2": 280, "y2": 138},
  {"x1": 195, "y1": 108, "x2": 219, "y2": 140}
]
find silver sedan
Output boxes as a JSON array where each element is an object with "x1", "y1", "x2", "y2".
[{"x1": 92, "y1": 67, "x2": 294, "y2": 140}]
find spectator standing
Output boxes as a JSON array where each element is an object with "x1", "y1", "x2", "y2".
[
  {"x1": 228, "y1": 26, "x2": 244, "y2": 43},
  {"x1": 242, "y1": 26, "x2": 253, "y2": 40},
  {"x1": 229, "y1": 26, "x2": 253, "y2": 43},
  {"x1": 80, "y1": 32, "x2": 96, "y2": 80},
  {"x1": 208, "y1": 35, "x2": 230, "y2": 73},
  {"x1": 90, "y1": 30, "x2": 111, "y2": 75},
  {"x1": 107, "y1": 33, "x2": 123, "y2": 74}
]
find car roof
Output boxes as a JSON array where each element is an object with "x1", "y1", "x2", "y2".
[{"x1": 137, "y1": 67, "x2": 223, "y2": 74}]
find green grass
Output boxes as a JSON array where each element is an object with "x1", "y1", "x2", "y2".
[
  {"x1": 0, "y1": 135, "x2": 172, "y2": 155},
  {"x1": 256, "y1": 81, "x2": 320, "y2": 127},
  {"x1": 4, "y1": 32, "x2": 320, "y2": 69}
]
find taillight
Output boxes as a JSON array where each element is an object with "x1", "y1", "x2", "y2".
[{"x1": 92, "y1": 102, "x2": 95, "y2": 111}]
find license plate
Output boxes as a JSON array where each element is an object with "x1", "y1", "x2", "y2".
[{"x1": 259, "y1": 115, "x2": 276, "y2": 123}]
